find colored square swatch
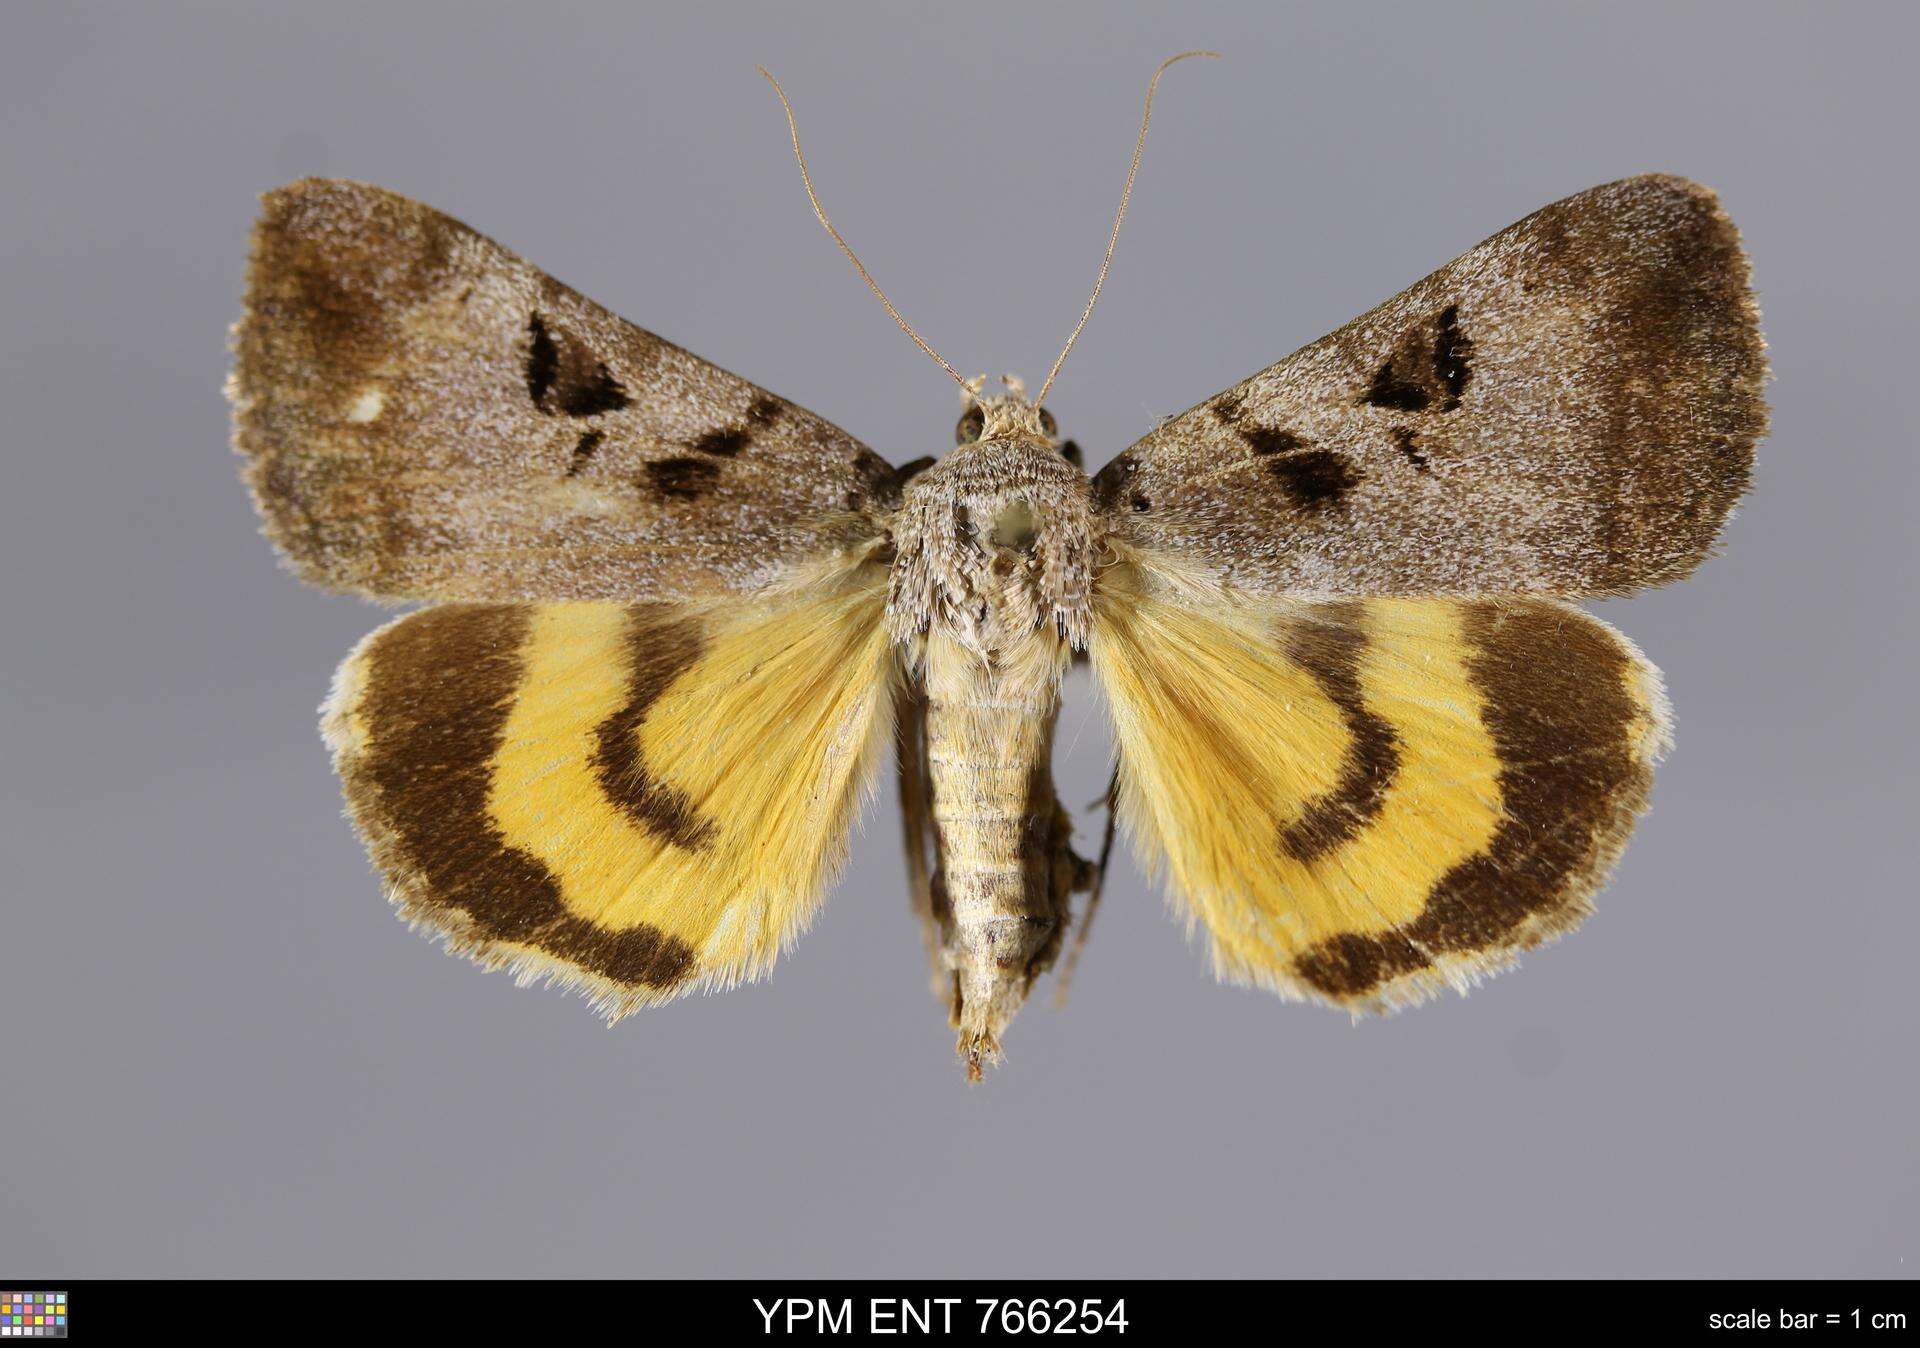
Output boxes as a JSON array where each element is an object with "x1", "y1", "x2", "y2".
[{"x1": 0, "y1": 1295, "x2": 67, "y2": 1338}]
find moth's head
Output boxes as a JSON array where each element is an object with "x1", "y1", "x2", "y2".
[
  {"x1": 956, "y1": 374, "x2": 1051, "y2": 446},
  {"x1": 887, "y1": 383, "x2": 1095, "y2": 650},
  {"x1": 953, "y1": 374, "x2": 1082, "y2": 470}
]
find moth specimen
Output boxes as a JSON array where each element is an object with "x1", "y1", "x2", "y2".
[{"x1": 229, "y1": 55, "x2": 1766, "y2": 1078}]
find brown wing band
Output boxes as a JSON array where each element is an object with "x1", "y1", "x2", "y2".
[
  {"x1": 588, "y1": 609, "x2": 717, "y2": 851},
  {"x1": 1291, "y1": 601, "x2": 1651, "y2": 998},
  {"x1": 1278, "y1": 603, "x2": 1402, "y2": 862},
  {"x1": 343, "y1": 605, "x2": 697, "y2": 989}
]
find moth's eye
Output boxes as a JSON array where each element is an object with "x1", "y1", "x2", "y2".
[
  {"x1": 1037, "y1": 406, "x2": 1058, "y2": 438},
  {"x1": 955, "y1": 406, "x2": 985, "y2": 445}
]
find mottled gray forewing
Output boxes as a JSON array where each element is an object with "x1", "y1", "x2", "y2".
[
  {"x1": 1092, "y1": 175, "x2": 1767, "y2": 598},
  {"x1": 230, "y1": 179, "x2": 899, "y2": 602}
]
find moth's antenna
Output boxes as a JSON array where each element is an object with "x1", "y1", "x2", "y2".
[
  {"x1": 1034, "y1": 50, "x2": 1219, "y2": 407},
  {"x1": 759, "y1": 66, "x2": 971, "y2": 394}
]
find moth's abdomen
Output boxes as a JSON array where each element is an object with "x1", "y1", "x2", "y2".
[{"x1": 920, "y1": 628, "x2": 1078, "y2": 1078}]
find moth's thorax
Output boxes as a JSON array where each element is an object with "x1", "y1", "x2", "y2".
[{"x1": 885, "y1": 416, "x2": 1095, "y2": 653}]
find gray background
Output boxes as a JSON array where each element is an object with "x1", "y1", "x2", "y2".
[{"x1": 2, "y1": 1, "x2": 1914, "y2": 1279}]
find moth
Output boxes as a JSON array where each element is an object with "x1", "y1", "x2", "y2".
[{"x1": 228, "y1": 55, "x2": 1766, "y2": 1079}]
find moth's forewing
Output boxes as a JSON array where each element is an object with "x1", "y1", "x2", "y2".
[
  {"x1": 322, "y1": 567, "x2": 895, "y2": 1015},
  {"x1": 1092, "y1": 174, "x2": 1766, "y2": 599},
  {"x1": 1090, "y1": 573, "x2": 1667, "y2": 1009},
  {"x1": 230, "y1": 179, "x2": 900, "y2": 604}
]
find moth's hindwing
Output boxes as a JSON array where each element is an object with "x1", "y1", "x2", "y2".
[
  {"x1": 1092, "y1": 174, "x2": 1767, "y2": 599},
  {"x1": 322, "y1": 565, "x2": 894, "y2": 1016},
  {"x1": 230, "y1": 179, "x2": 898, "y2": 604},
  {"x1": 1090, "y1": 567, "x2": 1669, "y2": 1010}
]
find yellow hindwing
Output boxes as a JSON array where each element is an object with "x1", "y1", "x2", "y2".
[
  {"x1": 323, "y1": 563, "x2": 894, "y2": 1017},
  {"x1": 1090, "y1": 563, "x2": 1669, "y2": 1011}
]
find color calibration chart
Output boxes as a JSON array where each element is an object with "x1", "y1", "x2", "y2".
[{"x1": 0, "y1": 1294, "x2": 65, "y2": 1338}]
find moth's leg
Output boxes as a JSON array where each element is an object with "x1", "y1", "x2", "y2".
[
  {"x1": 894, "y1": 676, "x2": 950, "y2": 1002},
  {"x1": 1032, "y1": 778, "x2": 1087, "y2": 981},
  {"x1": 1052, "y1": 765, "x2": 1114, "y2": 1008}
]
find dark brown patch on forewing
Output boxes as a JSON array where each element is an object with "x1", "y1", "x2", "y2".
[
  {"x1": 1279, "y1": 605, "x2": 1401, "y2": 862},
  {"x1": 589, "y1": 610, "x2": 716, "y2": 851},
  {"x1": 348, "y1": 605, "x2": 694, "y2": 988},
  {"x1": 557, "y1": 365, "x2": 631, "y2": 417},
  {"x1": 647, "y1": 457, "x2": 723, "y2": 500},
  {"x1": 1291, "y1": 601, "x2": 1649, "y2": 999},
  {"x1": 523, "y1": 310, "x2": 632, "y2": 417},
  {"x1": 568, "y1": 429, "x2": 603, "y2": 476},
  {"x1": 691, "y1": 426, "x2": 750, "y2": 458},
  {"x1": 525, "y1": 313, "x2": 559, "y2": 408},
  {"x1": 1210, "y1": 389, "x2": 1302, "y2": 457},
  {"x1": 1363, "y1": 356, "x2": 1432, "y2": 412},
  {"x1": 1268, "y1": 450, "x2": 1360, "y2": 511},
  {"x1": 1210, "y1": 392, "x2": 1325, "y2": 488},
  {"x1": 1360, "y1": 304, "x2": 1473, "y2": 413},
  {"x1": 1390, "y1": 426, "x2": 1429, "y2": 471},
  {"x1": 1433, "y1": 303, "x2": 1473, "y2": 409},
  {"x1": 1243, "y1": 427, "x2": 1304, "y2": 457}
]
